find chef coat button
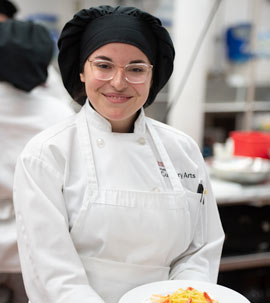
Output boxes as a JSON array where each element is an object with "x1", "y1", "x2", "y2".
[
  {"x1": 137, "y1": 137, "x2": 146, "y2": 145},
  {"x1": 152, "y1": 186, "x2": 160, "y2": 192},
  {"x1": 96, "y1": 138, "x2": 105, "y2": 148}
]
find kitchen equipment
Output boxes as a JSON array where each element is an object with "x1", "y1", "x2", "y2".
[{"x1": 230, "y1": 131, "x2": 270, "y2": 159}]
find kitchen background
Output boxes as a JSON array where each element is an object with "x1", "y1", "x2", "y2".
[{"x1": 11, "y1": 0, "x2": 270, "y2": 302}]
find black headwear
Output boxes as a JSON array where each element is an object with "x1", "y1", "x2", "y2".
[
  {"x1": 0, "y1": 0, "x2": 17, "y2": 18},
  {"x1": 0, "y1": 20, "x2": 54, "y2": 92},
  {"x1": 58, "y1": 5, "x2": 175, "y2": 107}
]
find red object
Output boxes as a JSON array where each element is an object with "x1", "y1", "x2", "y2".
[
  {"x1": 204, "y1": 291, "x2": 213, "y2": 303},
  {"x1": 230, "y1": 131, "x2": 270, "y2": 159}
]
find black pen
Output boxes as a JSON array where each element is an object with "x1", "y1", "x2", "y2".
[
  {"x1": 197, "y1": 181, "x2": 204, "y2": 194},
  {"x1": 197, "y1": 180, "x2": 204, "y2": 203}
]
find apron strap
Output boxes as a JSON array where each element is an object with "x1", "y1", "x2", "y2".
[
  {"x1": 146, "y1": 118, "x2": 183, "y2": 192},
  {"x1": 76, "y1": 106, "x2": 98, "y2": 192}
]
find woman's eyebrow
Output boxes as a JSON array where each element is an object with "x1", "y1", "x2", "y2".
[
  {"x1": 93, "y1": 56, "x2": 148, "y2": 64},
  {"x1": 129, "y1": 59, "x2": 147, "y2": 64},
  {"x1": 94, "y1": 55, "x2": 112, "y2": 61}
]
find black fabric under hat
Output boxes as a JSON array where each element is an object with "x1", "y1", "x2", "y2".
[
  {"x1": 0, "y1": 20, "x2": 54, "y2": 91},
  {"x1": 0, "y1": 0, "x2": 17, "y2": 18},
  {"x1": 58, "y1": 5, "x2": 175, "y2": 107}
]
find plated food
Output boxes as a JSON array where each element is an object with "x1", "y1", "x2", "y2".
[
  {"x1": 150, "y1": 286, "x2": 218, "y2": 303},
  {"x1": 118, "y1": 280, "x2": 250, "y2": 303}
]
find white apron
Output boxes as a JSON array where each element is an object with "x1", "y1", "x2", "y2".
[{"x1": 70, "y1": 108, "x2": 202, "y2": 303}]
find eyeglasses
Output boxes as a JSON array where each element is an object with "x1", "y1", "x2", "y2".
[{"x1": 87, "y1": 59, "x2": 153, "y2": 84}]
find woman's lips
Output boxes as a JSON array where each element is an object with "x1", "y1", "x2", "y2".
[{"x1": 103, "y1": 93, "x2": 132, "y2": 104}]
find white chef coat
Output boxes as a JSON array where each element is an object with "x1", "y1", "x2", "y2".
[
  {"x1": 0, "y1": 76, "x2": 75, "y2": 273},
  {"x1": 13, "y1": 101, "x2": 224, "y2": 303}
]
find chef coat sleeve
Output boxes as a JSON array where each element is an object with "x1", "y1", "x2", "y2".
[
  {"x1": 169, "y1": 164, "x2": 224, "y2": 283},
  {"x1": 13, "y1": 155, "x2": 105, "y2": 303}
]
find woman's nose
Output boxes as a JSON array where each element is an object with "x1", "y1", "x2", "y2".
[{"x1": 110, "y1": 68, "x2": 128, "y2": 90}]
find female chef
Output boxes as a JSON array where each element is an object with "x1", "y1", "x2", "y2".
[{"x1": 13, "y1": 5, "x2": 224, "y2": 303}]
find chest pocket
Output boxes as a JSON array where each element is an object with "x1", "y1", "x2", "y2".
[{"x1": 185, "y1": 190, "x2": 205, "y2": 247}]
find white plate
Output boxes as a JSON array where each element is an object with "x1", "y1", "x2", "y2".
[{"x1": 119, "y1": 280, "x2": 250, "y2": 303}]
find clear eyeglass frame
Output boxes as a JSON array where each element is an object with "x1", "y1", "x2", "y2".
[{"x1": 87, "y1": 59, "x2": 153, "y2": 84}]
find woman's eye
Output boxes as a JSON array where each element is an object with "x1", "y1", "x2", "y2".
[
  {"x1": 96, "y1": 62, "x2": 113, "y2": 70},
  {"x1": 128, "y1": 66, "x2": 145, "y2": 73}
]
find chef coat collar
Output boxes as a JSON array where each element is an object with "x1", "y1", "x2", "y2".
[{"x1": 84, "y1": 99, "x2": 146, "y2": 134}]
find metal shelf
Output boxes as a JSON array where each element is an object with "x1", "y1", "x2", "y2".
[
  {"x1": 204, "y1": 100, "x2": 270, "y2": 113},
  {"x1": 212, "y1": 179, "x2": 270, "y2": 272},
  {"x1": 211, "y1": 179, "x2": 270, "y2": 206},
  {"x1": 220, "y1": 252, "x2": 270, "y2": 272}
]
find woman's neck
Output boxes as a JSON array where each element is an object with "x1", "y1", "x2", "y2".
[{"x1": 110, "y1": 114, "x2": 137, "y2": 133}]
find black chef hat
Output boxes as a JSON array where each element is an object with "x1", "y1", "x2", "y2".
[
  {"x1": 58, "y1": 5, "x2": 175, "y2": 107},
  {"x1": 0, "y1": 19, "x2": 54, "y2": 92},
  {"x1": 0, "y1": 0, "x2": 17, "y2": 18}
]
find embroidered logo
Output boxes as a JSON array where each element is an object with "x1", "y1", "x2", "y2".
[
  {"x1": 158, "y1": 161, "x2": 196, "y2": 179},
  {"x1": 158, "y1": 161, "x2": 168, "y2": 177},
  {"x1": 178, "y1": 172, "x2": 196, "y2": 179}
]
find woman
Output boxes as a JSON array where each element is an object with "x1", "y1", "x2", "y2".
[{"x1": 13, "y1": 5, "x2": 224, "y2": 303}]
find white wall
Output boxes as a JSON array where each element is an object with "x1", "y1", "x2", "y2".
[
  {"x1": 168, "y1": 0, "x2": 270, "y2": 147},
  {"x1": 12, "y1": 0, "x2": 76, "y2": 29},
  {"x1": 12, "y1": 0, "x2": 166, "y2": 32},
  {"x1": 168, "y1": 0, "x2": 215, "y2": 147}
]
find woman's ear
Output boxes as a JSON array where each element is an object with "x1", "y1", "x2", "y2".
[{"x1": 80, "y1": 73, "x2": 85, "y2": 83}]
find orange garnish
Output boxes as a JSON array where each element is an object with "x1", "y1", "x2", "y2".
[{"x1": 203, "y1": 291, "x2": 213, "y2": 303}]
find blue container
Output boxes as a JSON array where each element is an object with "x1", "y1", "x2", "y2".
[{"x1": 225, "y1": 23, "x2": 254, "y2": 63}]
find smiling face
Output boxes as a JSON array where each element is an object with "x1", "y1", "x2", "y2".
[{"x1": 80, "y1": 43, "x2": 152, "y2": 133}]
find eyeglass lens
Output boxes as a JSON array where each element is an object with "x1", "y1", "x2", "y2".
[{"x1": 90, "y1": 60, "x2": 152, "y2": 83}]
